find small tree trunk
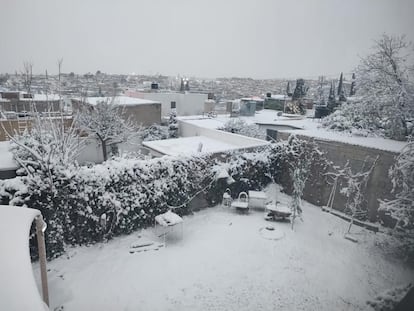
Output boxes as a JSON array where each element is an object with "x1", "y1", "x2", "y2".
[{"x1": 102, "y1": 140, "x2": 108, "y2": 161}]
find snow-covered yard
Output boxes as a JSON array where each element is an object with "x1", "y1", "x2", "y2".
[{"x1": 35, "y1": 187, "x2": 414, "y2": 311}]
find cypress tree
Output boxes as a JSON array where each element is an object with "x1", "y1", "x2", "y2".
[
  {"x1": 350, "y1": 73, "x2": 356, "y2": 96},
  {"x1": 286, "y1": 81, "x2": 291, "y2": 96},
  {"x1": 337, "y1": 72, "x2": 346, "y2": 101}
]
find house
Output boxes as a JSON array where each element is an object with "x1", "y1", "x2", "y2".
[
  {"x1": 71, "y1": 96, "x2": 162, "y2": 126},
  {"x1": 125, "y1": 90, "x2": 208, "y2": 118}
]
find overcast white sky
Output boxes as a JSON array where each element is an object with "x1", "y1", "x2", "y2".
[{"x1": 1, "y1": 0, "x2": 413, "y2": 79}]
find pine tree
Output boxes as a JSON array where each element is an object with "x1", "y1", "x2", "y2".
[
  {"x1": 179, "y1": 78, "x2": 185, "y2": 92},
  {"x1": 327, "y1": 81, "x2": 337, "y2": 111},
  {"x1": 337, "y1": 73, "x2": 343, "y2": 96}
]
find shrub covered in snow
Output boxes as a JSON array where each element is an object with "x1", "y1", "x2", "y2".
[
  {"x1": 141, "y1": 124, "x2": 169, "y2": 142},
  {"x1": 218, "y1": 118, "x2": 266, "y2": 139}
]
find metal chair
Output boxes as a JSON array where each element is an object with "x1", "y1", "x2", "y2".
[{"x1": 231, "y1": 191, "x2": 249, "y2": 213}]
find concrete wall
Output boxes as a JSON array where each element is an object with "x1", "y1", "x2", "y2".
[
  {"x1": 0, "y1": 118, "x2": 72, "y2": 141},
  {"x1": 123, "y1": 104, "x2": 161, "y2": 126},
  {"x1": 76, "y1": 138, "x2": 105, "y2": 164},
  {"x1": 274, "y1": 130, "x2": 397, "y2": 221},
  {"x1": 77, "y1": 136, "x2": 145, "y2": 164},
  {"x1": 0, "y1": 100, "x2": 61, "y2": 113}
]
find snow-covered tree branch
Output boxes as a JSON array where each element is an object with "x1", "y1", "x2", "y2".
[
  {"x1": 322, "y1": 34, "x2": 414, "y2": 140},
  {"x1": 379, "y1": 141, "x2": 414, "y2": 259}
]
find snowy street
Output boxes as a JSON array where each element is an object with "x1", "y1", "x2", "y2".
[{"x1": 34, "y1": 188, "x2": 414, "y2": 311}]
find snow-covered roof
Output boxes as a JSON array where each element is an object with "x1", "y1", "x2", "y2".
[
  {"x1": 240, "y1": 97, "x2": 264, "y2": 102},
  {"x1": 83, "y1": 96, "x2": 160, "y2": 107},
  {"x1": 143, "y1": 135, "x2": 267, "y2": 156},
  {"x1": 177, "y1": 110, "x2": 408, "y2": 153},
  {"x1": 269, "y1": 94, "x2": 289, "y2": 100},
  {"x1": 0, "y1": 141, "x2": 18, "y2": 171},
  {"x1": 0, "y1": 205, "x2": 47, "y2": 311},
  {"x1": 20, "y1": 94, "x2": 61, "y2": 101}
]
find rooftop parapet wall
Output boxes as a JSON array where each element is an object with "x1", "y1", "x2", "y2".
[{"x1": 179, "y1": 120, "x2": 270, "y2": 149}]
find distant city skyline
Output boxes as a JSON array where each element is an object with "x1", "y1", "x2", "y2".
[{"x1": 1, "y1": 0, "x2": 413, "y2": 79}]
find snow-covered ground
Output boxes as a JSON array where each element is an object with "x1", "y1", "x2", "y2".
[{"x1": 34, "y1": 186, "x2": 414, "y2": 311}]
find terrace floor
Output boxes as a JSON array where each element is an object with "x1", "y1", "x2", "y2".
[{"x1": 34, "y1": 186, "x2": 414, "y2": 311}]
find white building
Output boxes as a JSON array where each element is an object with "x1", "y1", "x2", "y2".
[{"x1": 125, "y1": 90, "x2": 208, "y2": 118}]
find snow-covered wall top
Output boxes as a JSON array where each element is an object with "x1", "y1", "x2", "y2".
[{"x1": 83, "y1": 96, "x2": 160, "y2": 107}]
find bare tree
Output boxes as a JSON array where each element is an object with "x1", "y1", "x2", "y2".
[
  {"x1": 77, "y1": 98, "x2": 137, "y2": 161},
  {"x1": 22, "y1": 61, "x2": 33, "y2": 94},
  {"x1": 57, "y1": 58, "x2": 63, "y2": 99},
  {"x1": 4, "y1": 113, "x2": 84, "y2": 189}
]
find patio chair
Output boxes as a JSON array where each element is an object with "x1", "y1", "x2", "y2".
[
  {"x1": 222, "y1": 188, "x2": 232, "y2": 207},
  {"x1": 231, "y1": 191, "x2": 249, "y2": 213}
]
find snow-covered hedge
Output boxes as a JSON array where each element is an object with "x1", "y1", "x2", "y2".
[
  {"x1": 0, "y1": 156, "x2": 212, "y2": 258},
  {"x1": 0, "y1": 136, "x2": 327, "y2": 259}
]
